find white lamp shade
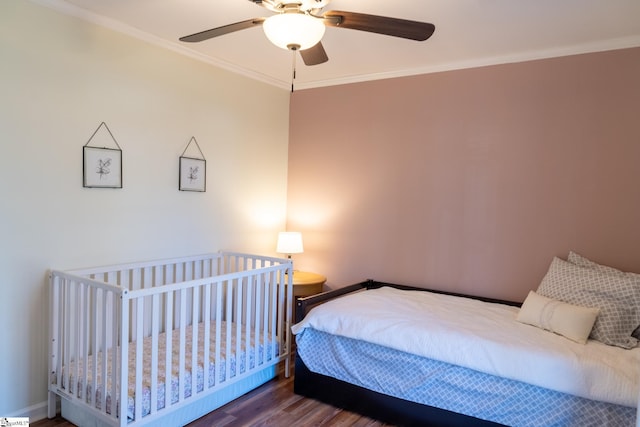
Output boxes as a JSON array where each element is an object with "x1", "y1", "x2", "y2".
[
  {"x1": 276, "y1": 232, "x2": 304, "y2": 254},
  {"x1": 263, "y1": 13, "x2": 326, "y2": 50}
]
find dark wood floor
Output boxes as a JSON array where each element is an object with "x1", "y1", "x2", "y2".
[{"x1": 34, "y1": 362, "x2": 393, "y2": 427}]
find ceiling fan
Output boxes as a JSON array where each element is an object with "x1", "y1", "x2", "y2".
[{"x1": 179, "y1": 0, "x2": 436, "y2": 66}]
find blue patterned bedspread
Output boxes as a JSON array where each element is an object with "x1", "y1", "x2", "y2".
[{"x1": 296, "y1": 328, "x2": 637, "y2": 427}]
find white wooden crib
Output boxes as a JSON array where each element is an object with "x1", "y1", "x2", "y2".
[{"x1": 48, "y1": 252, "x2": 292, "y2": 427}]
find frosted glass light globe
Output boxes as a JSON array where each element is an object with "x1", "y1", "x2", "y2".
[{"x1": 263, "y1": 13, "x2": 326, "y2": 50}]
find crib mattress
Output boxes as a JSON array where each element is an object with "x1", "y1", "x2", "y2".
[
  {"x1": 56, "y1": 321, "x2": 276, "y2": 421},
  {"x1": 296, "y1": 328, "x2": 637, "y2": 426}
]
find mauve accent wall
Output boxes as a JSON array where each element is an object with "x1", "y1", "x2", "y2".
[{"x1": 287, "y1": 47, "x2": 640, "y2": 302}]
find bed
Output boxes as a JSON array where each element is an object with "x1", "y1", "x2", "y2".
[
  {"x1": 48, "y1": 252, "x2": 292, "y2": 427},
  {"x1": 292, "y1": 253, "x2": 640, "y2": 427}
]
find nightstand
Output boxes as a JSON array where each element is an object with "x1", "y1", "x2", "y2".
[{"x1": 287, "y1": 270, "x2": 326, "y2": 323}]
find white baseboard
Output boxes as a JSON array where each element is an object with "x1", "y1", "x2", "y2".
[{"x1": 8, "y1": 398, "x2": 60, "y2": 423}]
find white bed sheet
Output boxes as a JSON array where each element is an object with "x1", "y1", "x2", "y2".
[{"x1": 292, "y1": 286, "x2": 640, "y2": 407}]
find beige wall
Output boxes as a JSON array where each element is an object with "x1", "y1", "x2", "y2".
[
  {"x1": 287, "y1": 47, "x2": 640, "y2": 302},
  {"x1": 0, "y1": 1, "x2": 290, "y2": 418}
]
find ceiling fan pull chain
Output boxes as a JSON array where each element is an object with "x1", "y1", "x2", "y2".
[{"x1": 291, "y1": 47, "x2": 297, "y2": 93}]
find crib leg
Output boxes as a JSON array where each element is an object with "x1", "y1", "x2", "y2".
[
  {"x1": 47, "y1": 391, "x2": 58, "y2": 418},
  {"x1": 285, "y1": 354, "x2": 291, "y2": 378}
]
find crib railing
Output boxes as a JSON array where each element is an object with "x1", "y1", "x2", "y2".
[{"x1": 48, "y1": 252, "x2": 292, "y2": 427}]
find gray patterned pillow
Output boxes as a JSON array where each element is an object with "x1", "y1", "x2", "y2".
[
  {"x1": 568, "y1": 251, "x2": 640, "y2": 339},
  {"x1": 537, "y1": 257, "x2": 640, "y2": 349},
  {"x1": 568, "y1": 251, "x2": 638, "y2": 277}
]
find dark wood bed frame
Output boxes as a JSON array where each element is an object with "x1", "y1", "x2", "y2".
[{"x1": 293, "y1": 280, "x2": 522, "y2": 427}]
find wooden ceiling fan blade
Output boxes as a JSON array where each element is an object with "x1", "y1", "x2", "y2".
[
  {"x1": 322, "y1": 11, "x2": 435, "y2": 41},
  {"x1": 179, "y1": 18, "x2": 266, "y2": 43},
  {"x1": 300, "y1": 42, "x2": 329, "y2": 66}
]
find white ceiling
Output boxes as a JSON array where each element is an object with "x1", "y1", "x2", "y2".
[{"x1": 33, "y1": 0, "x2": 640, "y2": 90}]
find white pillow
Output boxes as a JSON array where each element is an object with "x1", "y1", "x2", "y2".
[{"x1": 517, "y1": 291, "x2": 599, "y2": 344}]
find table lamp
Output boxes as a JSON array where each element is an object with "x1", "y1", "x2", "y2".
[{"x1": 276, "y1": 231, "x2": 304, "y2": 260}]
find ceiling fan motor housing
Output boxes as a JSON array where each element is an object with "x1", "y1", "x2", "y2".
[{"x1": 255, "y1": 0, "x2": 332, "y2": 13}]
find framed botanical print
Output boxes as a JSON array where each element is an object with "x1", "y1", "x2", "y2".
[
  {"x1": 83, "y1": 146, "x2": 123, "y2": 188},
  {"x1": 179, "y1": 156, "x2": 206, "y2": 192}
]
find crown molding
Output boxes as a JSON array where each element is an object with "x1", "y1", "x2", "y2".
[
  {"x1": 28, "y1": 0, "x2": 640, "y2": 92},
  {"x1": 294, "y1": 35, "x2": 640, "y2": 90},
  {"x1": 28, "y1": 0, "x2": 291, "y2": 90}
]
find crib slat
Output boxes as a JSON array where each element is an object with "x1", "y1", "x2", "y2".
[
  {"x1": 225, "y1": 280, "x2": 233, "y2": 383},
  {"x1": 255, "y1": 274, "x2": 263, "y2": 366},
  {"x1": 106, "y1": 272, "x2": 117, "y2": 349},
  {"x1": 90, "y1": 288, "x2": 98, "y2": 409},
  {"x1": 62, "y1": 281, "x2": 71, "y2": 396},
  {"x1": 98, "y1": 291, "x2": 110, "y2": 414},
  {"x1": 72, "y1": 283, "x2": 81, "y2": 398},
  {"x1": 271, "y1": 270, "x2": 278, "y2": 361},
  {"x1": 175, "y1": 264, "x2": 183, "y2": 330},
  {"x1": 277, "y1": 269, "x2": 284, "y2": 360},
  {"x1": 262, "y1": 275, "x2": 270, "y2": 366},
  {"x1": 203, "y1": 259, "x2": 211, "y2": 281},
  {"x1": 131, "y1": 267, "x2": 141, "y2": 291},
  {"x1": 164, "y1": 290, "x2": 174, "y2": 411},
  {"x1": 80, "y1": 283, "x2": 88, "y2": 404},
  {"x1": 178, "y1": 288, "x2": 187, "y2": 401},
  {"x1": 191, "y1": 284, "x2": 199, "y2": 397},
  {"x1": 142, "y1": 267, "x2": 154, "y2": 338},
  {"x1": 203, "y1": 283, "x2": 211, "y2": 390},
  {"x1": 119, "y1": 291, "x2": 130, "y2": 426},
  {"x1": 150, "y1": 293, "x2": 159, "y2": 414},
  {"x1": 134, "y1": 296, "x2": 144, "y2": 422},
  {"x1": 245, "y1": 276, "x2": 253, "y2": 374},
  {"x1": 215, "y1": 281, "x2": 223, "y2": 386},
  {"x1": 64, "y1": 280, "x2": 73, "y2": 395},
  {"x1": 235, "y1": 277, "x2": 243, "y2": 375}
]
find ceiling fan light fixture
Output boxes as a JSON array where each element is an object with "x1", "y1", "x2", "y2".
[{"x1": 263, "y1": 13, "x2": 325, "y2": 51}]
